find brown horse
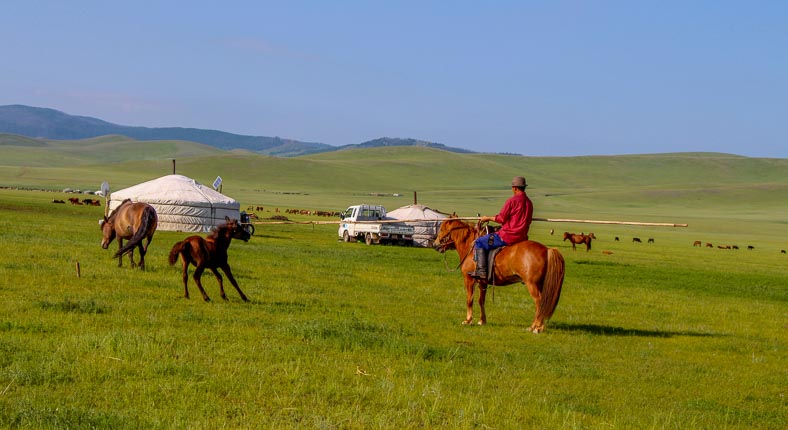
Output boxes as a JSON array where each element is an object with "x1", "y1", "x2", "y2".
[
  {"x1": 434, "y1": 218, "x2": 565, "y2": 333},
  {"x1": 100, "y1": 199, "x2": 158, "y2": 269},
  {"x1": 563, "y1": 231, "x2": 595, "y2": 251},
  {"x1": 168, "y1": 217, "x2": 251, "y2": 302}
]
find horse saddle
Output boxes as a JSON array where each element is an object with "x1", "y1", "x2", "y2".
[{"x1": 485, "y1": 247, "x2": 505, "y2": 284}]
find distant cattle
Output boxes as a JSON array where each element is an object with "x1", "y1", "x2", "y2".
[
  {"x1": 614, "y1": 236, "x2": 620, "y2": 241},
  {"x1": 732, "y1": 245, "x2": 739, "y2": 250},
  {"x1": 693, "y1": 240, "x2": 702, "y2": 247},
  {"x1": 747, "y1": 246, "x2": 755, "y2": 250},
  {"x1": 706, "y1": 243, "x2": 713, "y2": 248},
  {"x1": 52, "y1": 199, "x2": 65, "y2": 204},
  {"x1": 68, "y1": 197, "x2": 82, "y2": 205},
  {"x1": 781, "y1": 250, "x2": 786, "y2": 254},
  {"x1": 632, "y1": 237, "x2": 642, "y2": 243},
  {"x1": 647, "y1": 238, "x2": 655, "y2": 244}
]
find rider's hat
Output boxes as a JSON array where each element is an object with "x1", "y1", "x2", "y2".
[{"x1": 511, "y1": 176, "x2": 527, "y2": 188}]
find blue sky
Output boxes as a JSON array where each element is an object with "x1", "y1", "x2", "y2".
[{"x1": 1, "y1": 1, "x2": 786, "y2": 157}]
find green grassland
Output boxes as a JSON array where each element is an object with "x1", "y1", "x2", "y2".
[{"x1": 0, "y1": 136, "x2": 786, "y2": 428}]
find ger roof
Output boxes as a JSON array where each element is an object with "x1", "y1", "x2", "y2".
[{"x1": 110, "y1": 174, "x2": 238, "y2": 209}]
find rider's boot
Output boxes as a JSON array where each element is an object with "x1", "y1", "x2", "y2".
[{"x1": 468, "y1": 247, "x2": 488, "y2": 279}]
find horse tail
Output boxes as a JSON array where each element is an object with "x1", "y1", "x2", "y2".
[
  {"x1": 114, "y1": 205, "x2": 156, "y2": 258},
  {"x1": 168, "y1": 240, "x2": 188, "y2": 266},
  {"x1": 537, "y1": 248, "x2": 565, "y2": 322}
]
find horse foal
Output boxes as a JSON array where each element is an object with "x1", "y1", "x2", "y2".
[{"x1": 168, "y1": 217, "x2": 250, "y2": 302}]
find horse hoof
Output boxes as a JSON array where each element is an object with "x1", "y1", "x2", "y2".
[
  {"x1": 462, "y1": 320, "x2": 472, "y2": 325},
  {"x1": 477, "y1": 320, "x2": 486, "y2": 326}
]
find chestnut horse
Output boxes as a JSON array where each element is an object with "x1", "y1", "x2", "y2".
[
  {"x1": 168, "y1": 217, "x2": 250, "y2": 302},
  {"x1": 563, "y1": 231, "x2": 595, "y2": 251},
  {"x1": 100, "y1": 199, "x2": 158, "y2": 269},
  {"x1": 434, "y1": 218, "x2": 565, "y2": 333}
]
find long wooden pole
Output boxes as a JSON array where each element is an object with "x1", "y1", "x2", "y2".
[{"x1": 251, "y1": 217, "x2": 688, "y2": 227}]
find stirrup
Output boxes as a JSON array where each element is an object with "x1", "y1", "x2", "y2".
[{"x1": 468, "y1": 270, "x2": 487, "y2": 279}]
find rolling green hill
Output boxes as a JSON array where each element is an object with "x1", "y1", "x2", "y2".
[{"x1": 0, "y1": 133, "x2": 225, "y2": 166}]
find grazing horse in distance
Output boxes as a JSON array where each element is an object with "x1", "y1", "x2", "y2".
[
  {"x1": 434, "y1": 218, "x2": 565, "y2": 333},
  {"x1": 614, "y1": 236, "x2": 620, "y2": 241},
  {"x1": 633, "y1": 237, "x2": 642, "y2": 243},
  {"x1": 100, "y1": 199, "x2": 158, "y2": 269},
  {"x1": 693, "y1": 240, "x2": 702, "y2": 247},
  {"x1": 647, "y1": 238, "x2": 655, "y2": 243},
  {"x1": 168, "y1": 217, "x2": 251, "y2": 302},
  {"x1": 706, "y1": 243, "x2": 713, "y2": 248},
  {"x1": 563, "y1": 232, "x2": 595, "y2": 251}
]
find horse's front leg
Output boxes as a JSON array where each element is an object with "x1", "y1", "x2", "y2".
[
  {"x1": 209, "y1": 268, "x2": 228, "y2": 301},
  {"x1": 462, "y1": 276, "x2": 475, "y2": 325},
  {"x1": 222, "y1": 266, "x2": 249, "y2": 302},
  {"x1": 477, "y1": 283, "x2": 488, "y2": 325},
  {"x1": 221, "y1": 265, "x2": 248, "y2": 302}
]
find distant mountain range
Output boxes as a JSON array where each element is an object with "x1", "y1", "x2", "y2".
[{"x1": 0, "y1": 104, "x2": 476, "y2": 157}]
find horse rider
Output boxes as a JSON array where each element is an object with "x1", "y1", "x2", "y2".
[{"x1": 468, "y1": 176, "x2": 533, "y2": 280}]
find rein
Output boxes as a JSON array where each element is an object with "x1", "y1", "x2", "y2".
[
  {"x1": 438, "y1": 223, "x2": 478, "y2": 273},
  {"x1": 442, "y1": 244, "x2": 475, "y2": 273}
]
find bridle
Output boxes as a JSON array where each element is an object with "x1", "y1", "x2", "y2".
[{"x1": 436, "y1": 222, "x2": 478, "y2": 272}]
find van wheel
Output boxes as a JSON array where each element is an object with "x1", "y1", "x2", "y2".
[
  {"x1": 343, "y1": 230, "x2": 350, "y2": 242},
  {"x1": 365, "y1": 233, "x2": 373, "y2": 245}
]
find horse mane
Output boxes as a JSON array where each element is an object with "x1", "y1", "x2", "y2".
[
  {"x1": 207, "y1": 221, "x2": 234, "y2": 240},
  {"x1": 206, "y1": 227, "x2": 222, "y2": 240},
  {"x1": 443, "y1": 218, "x2": 475, "y2": 234},
  {"x1": 444, "y1": 217, "x2": 473, "y2": 228},
  {"x1": 107, "y1": 199, "x2": 133, "y2": 222}
]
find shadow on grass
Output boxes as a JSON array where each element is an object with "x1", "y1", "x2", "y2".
[{"x1": 552, "y1": 322, "x2": 720, "y2": 338}]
